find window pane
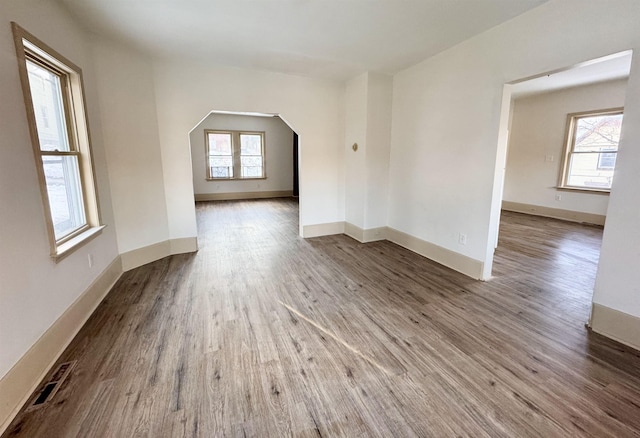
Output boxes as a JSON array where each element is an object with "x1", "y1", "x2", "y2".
[
  {"x1": 242, "y1": 167, "x2": 263, "y2": 178},
  {"x1": 240, "y1": 134, "x2": 262, "y2": 155},
  {"x1": 567, "y1": 152, "x2": 614, "y2": 189},
  {"x1": 241, "y1": 156, "x2": 263, "y2": 178},
  {"x1": 598, "y1": 152, "x2": 617, "y2": 170},
  {"x1": 210, "y1": 156, "x2": 233, "y2": 167},
  {"x1": 209, "y1": 155, "x2": 233, "y2": 178},
  {"x1": 208, "y1": 133, "x2": 232, "y2": 155},
  {"x1": 574, "y1": 114, "x2": 622, "y2": 152},
  {"x1": 241, "y1": 156, "x2": 262, "y2": 167},
  {"x1": 240, "y1": 134, "x2": 263, "y2": 178},
  {"x1": 26, "y1": 60, "x2": 71, "y2": 152},
  {"x1": 210, "y1": 167, "x2": 233, "y2": 178},
  {"x1": 42, "y1": 155, "x2": 86, "y2": 239}
]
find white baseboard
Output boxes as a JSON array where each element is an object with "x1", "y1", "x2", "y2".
[
  {"x1": 386, "y1": 227, "x2": 485, "y2": 280},
  {"x1": 0, "y1": 256, "x2": 122, "y2": 435},
  {"x1": 121, "y1": 240, "x2": 170, "y2": 271},
  {"x1": 120, "y1": 237, "x2": 198, "y2": 271},
  {"x1": 344, "y1": 222, "x2": 387, "y2": 243},
  {"x1": 344, "y1": 222, "x2": 364, "y2": 242},
  {"x1": 308, "y1": 221, "x2": 387, "y2": 243},
  {"x1": 590, "y1": 303, "x2": 640, "y2": 351},
  {"x1": 502, "y1": 201, "x2": 606, "y2": 226},
  {"x1": 302, "y1": 221, "x2": 345, "y2": 238},
  {"x1": 195, "y1": 190, "x2": 294, "y2": 202},
  {"x1": 363, "y1": 227, "x2": 388, "y2": 243},
  {"x1": 170, "y1": 237, "x2": 199, "y2": 255},
  {"x1": 302, "y1": 221, "x2": 483, "y2": 279}
]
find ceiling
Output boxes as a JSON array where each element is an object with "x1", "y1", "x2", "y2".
[
  {"x1": 510, "y1": 51, "x2": 633, "y2": 98},
  {"x1": 59, "y1": 0, "x2": 548, "y2": 80}
]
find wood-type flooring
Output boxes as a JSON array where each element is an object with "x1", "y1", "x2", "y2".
[{"x1": 4, "y1": 199, "x2": 640, "y2": 437}]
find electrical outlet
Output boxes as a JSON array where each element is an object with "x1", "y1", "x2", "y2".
[
  {"x1": 545, "y1": 155, "x2": 554, "y2": 162},
  {"x1": 458, "y1": 233, "x2": 467, "y2": 245},
  {"x1": 555, "y1": 194, "x2": 562, "y2": 201},
  {"x1": 88, "y1": 253, "x2": 94, "y2": 268}
]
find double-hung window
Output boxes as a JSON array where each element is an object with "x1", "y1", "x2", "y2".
[
  {"x1": 207, "y1": 131, "x2": 234, "y2": 178},
  {"x1": 559, "y1": 108, "x2": 623, "y2": 192},
  {"x1": 205, "y1": 130, "x2": 265, "y2": 180},
  {"x1": 13, "y1": 23, "x2": 103, "y2": 259}
]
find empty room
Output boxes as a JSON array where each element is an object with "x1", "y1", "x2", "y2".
[{"x1": 2, "y1": 0, "x2": 640, "y2": 436}]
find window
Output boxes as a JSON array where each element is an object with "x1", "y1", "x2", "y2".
[
  {"x1": 559, "y1": 108, "x2": 623, "y2": 192},
  {"x1": 13, "y1": 23, "x2": 104, "y2": 259},
  {"x1": 208, "y1": 132, "x2": 234, "y2": 178},
  {"x1": 205, "y1": 130, "x2": 265, "y2": 179}
]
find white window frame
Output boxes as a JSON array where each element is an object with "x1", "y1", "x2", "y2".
[
  {"x1": 559, "y1": 107, "x2": 623, "y2": 193},
  {"x1": 13, "y1": 23, "x2": 104, "y2": 260},
  {"x1": 205, "y1": 130, "x2": 266, "y2": 180}
]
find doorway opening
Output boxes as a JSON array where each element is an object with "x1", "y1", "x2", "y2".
[
  {"x1": 488, "y1": 50, "x2": 633, "y2": 317},
  {"x1": 188, "y1": 110, "x2": 301, "y2": 237}
]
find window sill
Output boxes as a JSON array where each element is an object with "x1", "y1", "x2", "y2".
[
  {"x1": 556, "y1": 186, "x2": 610, "y2": 195},
  {"x1": 52, "y1": 225, "x2": 106, "y2": 262},
  {"x1": 206, "y1": 177, "x2": 267, "y2": 181}
]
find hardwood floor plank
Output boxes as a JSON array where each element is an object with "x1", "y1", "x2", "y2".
[{"x1": 4, "y1": 200, "x2": 640, "y2": 437}]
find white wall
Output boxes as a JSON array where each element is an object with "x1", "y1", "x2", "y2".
[
  {"x1": 91, "y1": 38, "x2": 170, "y2": 254},
  {"x1": 152, "y1": 60, "x2": 345, "y2": 237},
  {"x1": 190, "y1": 113, "x2": 294, "y2": 195},
  {"x1": 593, "y1": 53, "x2": 640, "y2": 317},
  {"x1": 344, "y1": 72, "x2": 393, "y2": 231},
  {"x1": 390, "y1": 0, "x2": 640, "y2": 282},
  {"x1": 504, "y1": 79, "x2": 628, "y2": 216},
  {"x1": 364, "y1": 73, "x2": 393, "y2": 230},
  {"x1": 344, "y1": 74, "x2": 368, "y2": 228},
  {"x1": 0, "y1": 1, "x2": 119, "y2": 379}
]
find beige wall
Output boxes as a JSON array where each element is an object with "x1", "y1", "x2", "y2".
[{"x1": 504, "y1": 79, "x2": 628, "y2": 216}]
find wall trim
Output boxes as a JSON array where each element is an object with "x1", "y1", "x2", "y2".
[
  {"x1": 170, "y1": 237, "x2": 198, "y2": 255},
  {"x1": 121, "y1": 240, "x2": 170, "y2": 271},
  {"x1": 502, "y1": 200, "x2": 606, "y2": 226},
  {"x1": 302, "y1": 222, "x2": 483, "y2": 278},
  {"x1": 344, "y1": 222, "x2": 364, "y2": 242},
  {"x1": 0, "y1": 256, "x2": 122, "y2": 435},
  {"x1": 590, "y1": 303, "x2": 640, "y2": 352},
  {"x1": 386, "y1": 227, "x2": 485, "y2": 280},
  {"x1": 302, "y1": 221, "x2": 345, "y2": 238},
  {"x1": 363, "y1": 227, "x2": 388, "y2": 243},
  {"x1": 195, "y1": 190, "x2": 294, "y2": 202},
  {"x1": 121, "y1": 237, "x2": 198, "y2": 271},
  {"x1": 344, "y1": 222, "x2": 387, "y2": 243}
]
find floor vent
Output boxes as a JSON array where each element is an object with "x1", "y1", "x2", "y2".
[{"x1": 27, "y1": 360, "x2": 76, "y2": 410}]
